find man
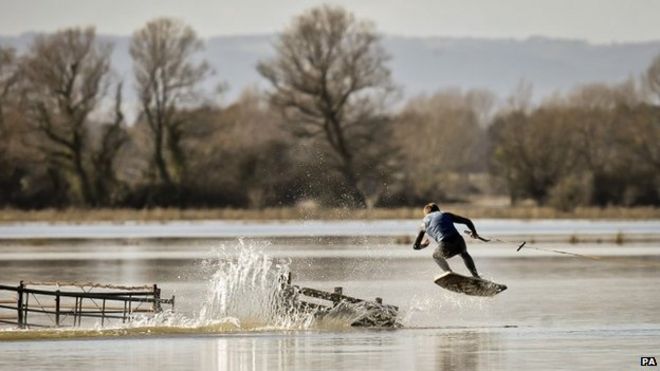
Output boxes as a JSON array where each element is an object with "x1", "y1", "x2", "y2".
[{"x1": 413, "y1": 202, "x2": 481, "y2": 278}]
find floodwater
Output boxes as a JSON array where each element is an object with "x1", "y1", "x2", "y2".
[{"x1": 1, "y1": 220, "x2": 659, "y2": 370}]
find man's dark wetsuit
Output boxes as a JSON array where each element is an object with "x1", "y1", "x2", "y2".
[{"x1": 414, "y1": 211, "x2": 480, "y2": 278}]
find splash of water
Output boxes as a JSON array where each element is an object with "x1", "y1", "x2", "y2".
[
  {"x1": 197, "y1": 240, "x2": 310, "y2": 329},
  {"x1": 187, "y1": 240, "x2": 387, "y2": 330},
  {"x1": 401, "y1": 290, "x2": 489, "y2": 328}
]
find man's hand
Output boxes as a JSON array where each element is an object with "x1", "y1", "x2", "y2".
[
  {"x1": 413, "y1": 238, "x2": 431, "y2": 250},
  {"x1": 414, "y1": 240, "x2": 430, "y2": 250},
  {"x1": 413, "y1": 230, "x2": 426, "y2": 250},
  {"x1": 464, "y1": 229, "x2": 490, "y2": 242}
]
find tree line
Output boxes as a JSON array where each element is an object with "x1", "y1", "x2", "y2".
[{"x1": 0, "y1": 5, "x2": 658, "y2": 210}]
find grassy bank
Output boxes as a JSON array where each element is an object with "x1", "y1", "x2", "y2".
[{"x1": 1, "y1": 206, "x2": 659, "y2": 223}]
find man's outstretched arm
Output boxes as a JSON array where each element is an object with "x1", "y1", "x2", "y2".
[{"x1": 447, "y1": 213, "x2": 479, "y2": 238}]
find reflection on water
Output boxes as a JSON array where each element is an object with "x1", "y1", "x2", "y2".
[{"x1": 2, "y1": 327, "x2": 658, "y2": 370}]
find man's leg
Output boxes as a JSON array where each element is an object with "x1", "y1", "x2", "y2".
[
  {"x1": 433, "y1": 247, "x2": 452, "y2": 272},
  {"x1": 460, "y1": 252, "x2": 480, "y2": 278}
]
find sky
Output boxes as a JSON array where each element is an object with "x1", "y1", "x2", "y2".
[{"x1": 0, "y1": 0, "x2": 659, "y2": 43}]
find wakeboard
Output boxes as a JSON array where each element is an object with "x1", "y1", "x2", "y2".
[{"x1": 434, "y1": 272, "x2": 507, "y2": 297}]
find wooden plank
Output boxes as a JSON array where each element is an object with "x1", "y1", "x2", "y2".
[
  {"x1": 16, "y1": 282, "x2": 24, "y2": 328},
  {"x1": 55, "y1": 292, "x2": 60, "y2": 326},
  {"x1": 0, "y1": 285, "x2": 152, "y2": 296},
  {"x1": 21, "y1": 304, "x2": 154, "y2": 311},
  {"x1": 297, "y1": 287, "x2": 363, "y2": 304}
]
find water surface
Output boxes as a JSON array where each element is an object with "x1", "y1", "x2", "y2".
[{"x1": 1, "y1": 220, "x2": 659, "y2": 370}]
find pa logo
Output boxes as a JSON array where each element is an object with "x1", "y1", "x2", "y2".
[{"x1": 641, "y1": 357, "x2": 657, "y2": 367}]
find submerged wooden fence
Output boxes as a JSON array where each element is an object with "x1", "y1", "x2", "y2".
[
  {"x1": 280, "y1": 273, "x2": 400, "y2": 327},
  {"x1": 0, "y1": 281, "x2": 174, "y2": 329},
  {"x1": 0, "y1": 276, "x2": 397, "y2": 329}
]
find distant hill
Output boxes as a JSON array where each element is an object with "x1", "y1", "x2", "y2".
[{"x1": 2, "y1": 33, "x2": 659, "y2": 105}]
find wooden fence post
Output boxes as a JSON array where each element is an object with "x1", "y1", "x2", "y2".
[
  {"x1": 333, "y1": 287, "x2": 343, "y2": 306},
  {"x1": 101, "y1": 299, "x2": 106, "y2": 327},
  {"x1": 122, "y1": 299, "x2": 127, "y2": 323},
  {"x1": 55, "y1": 290, "x2": 60, "y2": 327},
  {"x1": 153, "y1": 284, "x2": 162, "y2": 312},
  {"x1": 16, "y1": 281, "x2": 24, "y2": 329}
]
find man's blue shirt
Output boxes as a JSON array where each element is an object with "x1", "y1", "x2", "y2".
[{"x1": 422, "y1": 211, "x2": 460, "y2": 242}]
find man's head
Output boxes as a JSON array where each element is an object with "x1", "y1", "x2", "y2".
[{"x1": 423, "y1": 202, "x2": 440, "y2": 215}]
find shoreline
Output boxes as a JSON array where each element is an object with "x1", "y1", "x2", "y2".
[
  {"x1": 0, "y1": 219, "x2": 659, "y2": 244},
  {"x1": 1, "y1": 206, "x2": 659, "y2": 223}
]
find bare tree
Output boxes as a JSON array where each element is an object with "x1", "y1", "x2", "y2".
[
  {"x1": 130, "y1": 18, "x2": 209, "y2": 187},
  {"x1": 489, "y1": 108, "x2": 577, "y2": 205},
  {"x1": 565, "y1": 80, "x2": 642, "y2": 109},
  {"x1": 182, "y1": 88, "x2": 294, "y2": 208},
  {"x1": 20, "y1": 27, "x2": 116, "y2": 206},
  {"x1": 465, "y1": 89, "x2": 497, "y2": 128},
  {"x1": 258, "y1": 5, "x2": 396, "y2": 207},
  {"x1": 0, "y1": 47, "x2": 18, "y2": 128},
  {"x1": 92, "y1": 83, "x2": 129, "y2": 204},
  {"x1": 0, "y1": 47, "x2": 19, "y2": 157},
  {"x1": 642, "y1": 55, "x2": 660, "y2": 170},
  {"x1": 506, "y1": 79, "x2": 534, "y2": 112},
  {"x1": 646, "y1": 54, "x2": 660, "y2": 102},
  {"x1": 0, "y1": 47, "x2": 22, "y2": 205},
  {"x1": 394, "y1": 90, "x2": 487, "y2": 201}
]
